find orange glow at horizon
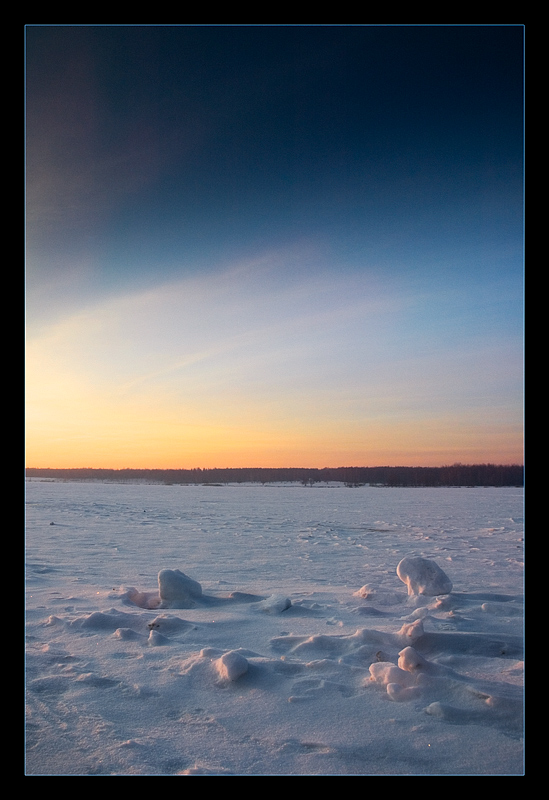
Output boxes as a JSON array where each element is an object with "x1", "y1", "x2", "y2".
[
  {"x1": 25, "y1": 261, "x2": 523, "y2": 472},
  {"x1": 25, "y1": 385, "x2": 523, "y2": 471}
]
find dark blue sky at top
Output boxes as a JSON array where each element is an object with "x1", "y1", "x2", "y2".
[{"x1": 26, "y1": 25, "x2": 523, "y2": 321}]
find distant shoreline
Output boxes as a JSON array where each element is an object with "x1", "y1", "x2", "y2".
[{"x1": 25, "y1": 465, "x2": 524, "y2": 488}]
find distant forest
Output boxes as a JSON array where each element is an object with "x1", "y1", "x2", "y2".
[{"x1": 26, "y1": 464, "x2": 524, "y2": 487}]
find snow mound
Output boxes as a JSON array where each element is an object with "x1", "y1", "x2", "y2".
[
  {"x1": 353, "y1": 585, "x2": 405, "y2": 606},
  {"x1": 147, "y1": 614, "x2": 196, "y2": 636},
  {"x1": 113, "y1": 627, "x2": 146, "y2": 642},
  {"x1": 148, "y1": 629, "x2": 171, "y2": 646},
  {"x1": 396, "y1": 618, "x2": 424, "y2": 644},
  {"x1": 396, "y1": 556, "x2": 453, "y2": 596},
  {"x1": 158, "y1": 568, "x2": 203, "y2": 609},
  {"x1": 368, "y1": 661, "x2": 417, "y2": 688},
  {"x1": 122, "y1": 587, "x2": 161, "y2": 609},
  {"x1": 214, "y1": 650, "x2": 249, "y2": 682},
  {"x1": 251, "y1": 594, "x2": 292, "y2": 613}
]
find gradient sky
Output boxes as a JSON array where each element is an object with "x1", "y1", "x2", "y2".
[{"x1": 25, "y1": 25, "x2": 524, "y2": 469}]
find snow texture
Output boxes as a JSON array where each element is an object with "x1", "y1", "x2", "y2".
[{"x1": 25, "y1": 481, "x2": 524, "y2": 776}]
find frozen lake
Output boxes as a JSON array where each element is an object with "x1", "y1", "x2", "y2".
[{"x1": 25, "y1": 480, "x2": 524, "y2": 775}]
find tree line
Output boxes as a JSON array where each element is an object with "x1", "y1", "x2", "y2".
[{"x1": 25, "y1": 464, "x2": 524, "y2": 487}]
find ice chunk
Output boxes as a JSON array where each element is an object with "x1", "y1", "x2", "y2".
[
  {"x1": 396, "y1": 618, "x2": 424, "y2": 644},
  {"x1": 398, "y1": 646, "x2": 431, "y2": 673},
  {"x1": 148, "y1": 629, "x2": 170, "y2": 646},
  {"x1": 368, "y1": 661, "x2": 416, "y2": 687},
  {"x1": 158, "y1": 569, "x2": 202, "y2": 609},
  {"x1": 396, "y1": 557, "x2": 453, "y2": 596},
  {"x1": 252, "y1": 594, "x2": 291, "y2": 613},
  {"x1": 386, "y1": 683, "x2": 422, "y2": 702},
  {"x1": 214, "y1": 650, "x2": 249, "y2": 682}
]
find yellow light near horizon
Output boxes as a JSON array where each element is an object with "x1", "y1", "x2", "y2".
[
  {"x1": 25, "y1": 375, "x2": 523, "y2": 470},
  {"x1": 26, "y1": 337, "x2": 523, "y2": 470},
  {"x1": 25, "y1": 260, "x2": 523, "y2": 471}
]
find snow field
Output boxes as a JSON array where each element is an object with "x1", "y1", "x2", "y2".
[{"x1": 25, "y1": 481, "x2": 524, "y2": 775}]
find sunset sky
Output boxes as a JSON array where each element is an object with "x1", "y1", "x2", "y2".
[{"x1": 25, "y1": 25, "x2": 524, "y2": 469}]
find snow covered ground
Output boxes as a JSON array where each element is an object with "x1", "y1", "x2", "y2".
[{"x1": 25, "y1": 480, "x2": 524, "y2": 776}]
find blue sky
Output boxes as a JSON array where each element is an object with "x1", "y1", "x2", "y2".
[{"x1": 25, "y1": 25, "x2": 524, "y2": 469}]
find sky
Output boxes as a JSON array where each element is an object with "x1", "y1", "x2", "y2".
[{"x1": 25, "y1": 25, "x2": 524, "y2": 470}]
